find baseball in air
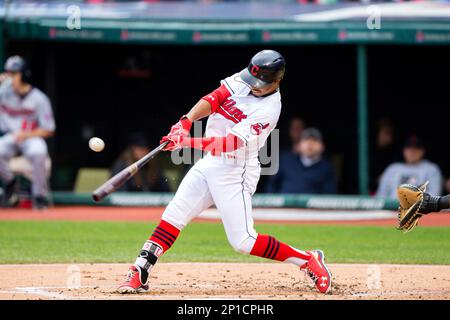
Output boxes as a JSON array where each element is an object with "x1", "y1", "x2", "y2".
[{"x1": 89, "y1": 137, "x2": 105, "y2": 152}]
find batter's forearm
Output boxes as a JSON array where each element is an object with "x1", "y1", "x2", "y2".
[{"x1": 185, "y1": 99, "x2": 212, "y2": 122}]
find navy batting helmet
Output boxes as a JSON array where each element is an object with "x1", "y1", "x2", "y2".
[
  {"x1": 240, "y1": 50, "x2": 285, "y2": 89},
  {"x1": 4, "y1": 55, "x2": 32, "y2": 83}
]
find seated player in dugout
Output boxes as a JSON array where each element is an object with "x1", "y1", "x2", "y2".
[
  {"x1": 118, "y1": 50, "x2": 332, "y2": 294},
  {"x1": 0, "y1": 56, "x2": 55, "y2": 210}
]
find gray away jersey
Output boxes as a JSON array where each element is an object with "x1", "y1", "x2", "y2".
[{"x1": 0, "y1": 81, "x2": 55, "y2": 134}]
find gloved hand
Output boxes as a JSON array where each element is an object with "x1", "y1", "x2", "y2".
[
  {"x1": 160, "y1": 134, "x2": 186, "y2": 151},
  {"x1": 161, "y1": 115, "x2": 192, "y2": 151}
]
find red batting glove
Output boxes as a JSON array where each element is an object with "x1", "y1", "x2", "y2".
[
  {"x1": 167, "y1": 115, "x2": 192, "y2": 137},
  {"x1": 160, "y1": 134, "x2": 186, "y2": 151},
  {"x1": 161, "y1": 115, "x2": 192, "y2": 151}
]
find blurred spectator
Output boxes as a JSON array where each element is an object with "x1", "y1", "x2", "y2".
[
  {"x1": 111, "y1": 133, "x2": 169, "y2": 192},
  {"x1": 376, "y1": 136, "x2": 443, "y2": 199},
  {"x1": 266, "y1": 127, "x2": 336, "y2": 194},
  {"x1": 288, "y1": 116, "x2": 306, "y2": 152},
  {"x1": 370, "y1": 118, "x2": 399, "y2": 192}
]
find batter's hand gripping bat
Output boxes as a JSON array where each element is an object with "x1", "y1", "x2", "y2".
[{"x1": 92, "y1": 141, "x2": 169, "y2": 202}]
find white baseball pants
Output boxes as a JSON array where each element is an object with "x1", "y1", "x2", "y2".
[{"x1": 162, "y1": 154, "x2": 260, "y2": 254}]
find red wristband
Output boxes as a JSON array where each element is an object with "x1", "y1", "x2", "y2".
[{"x1": 179, "y1": 115, "x2": 192, "y2": 132}]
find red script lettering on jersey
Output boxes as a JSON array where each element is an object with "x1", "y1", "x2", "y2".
[
  {"x1": 216, "y1": 98, "x2": 247, "y2": 124},
  {"x1": 250, "y1": 123, "x2": 269, "y2": 135},
  {"x1": 0, "y1": 104, "x2": 35, "y2": 116}
]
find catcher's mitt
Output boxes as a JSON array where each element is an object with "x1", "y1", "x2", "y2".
[{"x1": 397, "y1": 181, "x2": 431, "y2": 232}]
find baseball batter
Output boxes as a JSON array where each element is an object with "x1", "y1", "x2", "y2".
[
  {"x1": 0, "y1": 56, "x2": 55, "y2": 209},
  {"x1": 118, "y1": 50, "x2": 332, "y2": 294}
]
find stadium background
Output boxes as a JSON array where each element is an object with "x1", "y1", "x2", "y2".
[
  {"x1": 2, "y1": 1, "x2": 450, "y2": 196},
  {"x1": 0, "y1": 0, "x2": 449, "y2": 300}
]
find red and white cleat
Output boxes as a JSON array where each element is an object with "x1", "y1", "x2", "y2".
[
  {"x1": 300, "y1": 250, "x2": 332, "y2": 294},
  {"x1": 117, "y1": 265, "x2": 149, "y2": 294}
]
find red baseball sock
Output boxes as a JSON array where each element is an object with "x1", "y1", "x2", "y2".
[
  {"x1": 149, "y1": 220, "x2": 180, "y2": 252},
  {"x1": 250, "y1": 234, "x2": 311, "y2": 266}
]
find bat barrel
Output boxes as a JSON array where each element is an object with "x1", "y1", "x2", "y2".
[
  {"x1": 92, "y1": 193, "x2": 101, "y2": 202},
  {"x1": 92, "y1": 181, "x2": 118, "y2": 202},
  {"x1": 92, "y1": 188, "x2": 107, "y2": 202},
  {"x1": 91, "y1": 164, "x2": 136, "y2": 202}
]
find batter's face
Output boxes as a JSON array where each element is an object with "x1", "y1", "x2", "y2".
[{"x1": 251, "y1": 80, "x2": 280, "y2": 97}]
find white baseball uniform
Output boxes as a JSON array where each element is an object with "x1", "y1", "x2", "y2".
[
  {"x1": 0, "y1": 80, "x2": 55, "y2": 197},
  {"x1": 162, "y1": 72, "x2": 281, "y2": 254}
]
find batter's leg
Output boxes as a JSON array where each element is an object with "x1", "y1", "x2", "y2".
[
  {"x1": 118, "y1": 162, "x2": 214, "y2": 293},
  {"x1": 208, "y1": 163, "x2": 332, "y2": 293},
  {"x1": 20, "y1": 137, "x2": 49, "y2": 198}
]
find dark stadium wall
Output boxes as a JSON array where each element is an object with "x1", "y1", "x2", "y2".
[
  {"x1": 367, "y1": 45, "x2": 450, "y2": 190},
  {"x1": 6, "y1": 41, "x2": 448, "y2": 194}
]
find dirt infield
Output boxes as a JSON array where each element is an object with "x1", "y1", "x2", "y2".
[
  {"x1": 0, "y1": 263, "x2": 449, "y2": 300},
  {"x1": 1, "y1": 206, "x2": 449, "y2": 226}
]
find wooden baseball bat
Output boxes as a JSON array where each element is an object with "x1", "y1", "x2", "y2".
[{"x1": 92, "y1": 141, "x2": 170, "y2": 202}]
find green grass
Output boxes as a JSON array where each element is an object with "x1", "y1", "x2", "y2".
[{"x1": 0, "y1": 221, "x2": 449, "y2": 264}]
